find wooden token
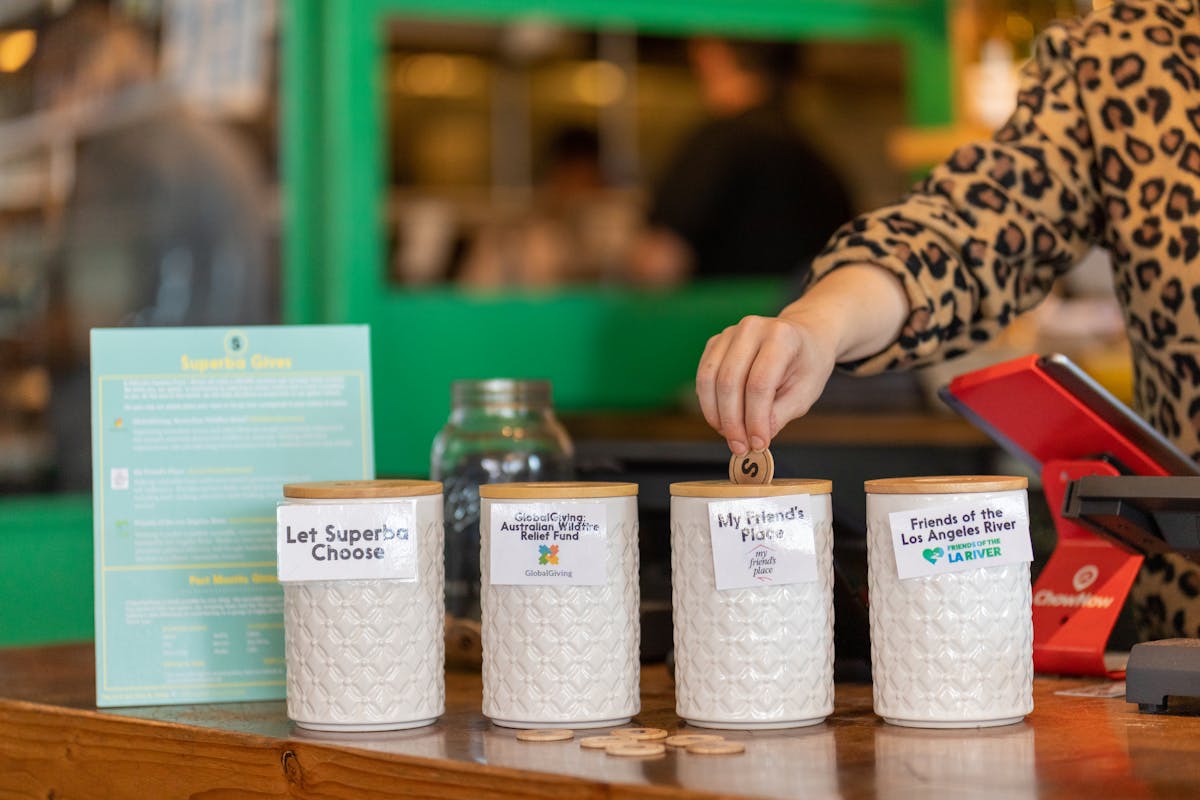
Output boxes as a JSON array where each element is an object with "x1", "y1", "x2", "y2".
[
  {"x1": 607, "y1": 741, "x2": 667, "y2": 758},
  {"x1": 664, "y1": 733, "x2": 725, "y2": 748},
  {"x1": 515, "y1": 729, "x2": 574, "y2": 742},
  {"x1": 611, "y1": 727, "x2": 669, "y2": 741},
  {"x1": 579, "y1": 736, "x2": 622, "y2": 749},
  {"x1": 728, "y1": 449, "x2": 774, "y2": 485},
  {"x1": 686, "y1": 741, "x2": 746, "y2": 755}
]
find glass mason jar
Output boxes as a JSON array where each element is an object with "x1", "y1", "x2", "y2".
[{"x1": 430, "y1": 379, "x2": 574, "y2": 620}]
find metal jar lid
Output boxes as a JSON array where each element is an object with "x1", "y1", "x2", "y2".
[
  {"x1": 670, "y1": 479, "x2": 832, "y2": 498},
  {"x1": 282, "y1": 479, "x2": 443, "y2": 499},
  {"x1": 479, "y1": 481, "x2": 637, "y2": 499},
  {"x1": 863, "y1": 475, "x2": 1028, "y2": 495}
]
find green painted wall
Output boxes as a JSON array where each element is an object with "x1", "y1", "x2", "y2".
[
  {"x1": 2, "y1": 0, "x2": 951, "y2": 647},
  {"x1": 282, "y1": 0, "x2": 952, "y2": 476},
  {"x1": 0, "y1": 495, "x2": 93, "y2": 646},
  {"x1": 370, "y1": 279, "x2": 785, "y2": 476}
]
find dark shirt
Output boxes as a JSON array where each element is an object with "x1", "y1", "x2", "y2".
[
  {"x1": 61, "y1": 114, "x2": 272, "y2": 332},
  {"x1": 647, "y1": 104, "x2": 853, "y2": 280},
  {"x1": 50, "y1": 112, "x2": 273, "y2": 491}
]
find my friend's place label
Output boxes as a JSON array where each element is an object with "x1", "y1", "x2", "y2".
[
  {"x1": 888, "y1": 492, "x2": 1032, "y2": 580},
  {"x1": 489, "y1": 503, "x2": 608, "y2": 586},
  {"x1": 276, "y1": 502, "x2": 418, "y2": 583},
  {"x1": 708, "y1": 495, "x2": 817, "y2": 591}
]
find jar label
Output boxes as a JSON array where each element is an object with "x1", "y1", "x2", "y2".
[
  {"x1": 707, "y1": 495, "x2": 817, "y2": 590},
  {"x1": 276, "y1": 502, "x2": 418, "y2": 583},
  {"x1": 887, "y1": 492, "x2": 1032, "y2": 580},
  {"x1": 489, "y1": 502, "x2": 608, "y2": 586}
]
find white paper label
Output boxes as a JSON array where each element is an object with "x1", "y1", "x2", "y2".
[
  {"x1": 708, "y1": 496, "x2": 818, "y2": 591},
  {"x1": 489, "y1": 502, "x2": 608, "y2": 586},
  {"x1": 888, "y1": 493, "x2": 1032, "y2": 580},
  {"x1": 276, "y1": 502, "x2": 418, "y2": 583}
]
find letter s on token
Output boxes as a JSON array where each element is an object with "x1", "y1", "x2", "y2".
[{"x1": 728, "y1": 449, "x2": 774, "y2": 485}]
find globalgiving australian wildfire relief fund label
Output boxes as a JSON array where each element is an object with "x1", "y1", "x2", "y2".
[
  {"x1": 888, "y1": 492, "x2": 1032, "y2": 580},
  {"x1": 276, "y1": 502, "x2": 418, "y2": 583},
  {"x1": 708, "y1": 495, "x2": 818, "y2": 591},
  {"x1": 489, "y1": 503, "x2": 607, "y2": 586}
]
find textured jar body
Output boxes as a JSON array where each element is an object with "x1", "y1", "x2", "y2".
[
  {"x1": 481, "y1": 494, "x2": 639, "y2": 728},
  {"x1": 431, "y1": 380, "x2": 573, "y2": 621},
  {"x1": 867, "y1": 489, "x2": 1033, "y2": 728},
  {"x1": 670, "y1": 493, "x2": 835, "y2": 729},
  {"x1": 283, "y1": 493, "x2": 445, "y2": 731}
]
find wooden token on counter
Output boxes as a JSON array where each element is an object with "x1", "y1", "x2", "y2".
[
  {"x1": 686, "y1": 741, "x2": 746, "y2": 756},
  {"x1": 516, "y1": 729, "x2": 574, "y2": 742},
  {"x1": 578, "y1": 736, "x2": 621, "y2": 749},
  {"x1": 607, "y1": 741, "x2": 667, "y2": 758},
  {"x1": 611, "y1": 727, "x2": 669, "y2": 741},
  {"x1": 728, "y1": 449, "x2": 774, "y2": 485},
  {"x1": 664, "y1": 733, "x2": 725, "y2": 748}
]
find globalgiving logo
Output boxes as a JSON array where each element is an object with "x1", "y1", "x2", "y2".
[
  {"x1": 524, "y1": 541, "x2": 572, "y2": 580},
  {"x1": 1034, "y1": 564, "x2": 1115, "y2": 609}
]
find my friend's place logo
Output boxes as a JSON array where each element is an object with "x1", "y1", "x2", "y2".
[
  {"x1": 1073, "y1": 564, "x2": 1100, "y2": 592},
  {"x1": 748, "y1": 544, "x2": 777, "y2": 583},
  {"x1": 538, "y1": 544, "x2": 559, "y2": 565}
]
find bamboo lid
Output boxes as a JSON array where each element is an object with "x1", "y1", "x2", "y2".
[
  {"x1": 864, "y1": 475, "x2": 1028, "y2": 495},
  {"x1": 283, "y1": 479, "x2": 442, "y2": 499},
  {"x1": 479, "y1": 481, "x2": 638, "y2": 499},
  {"x1": 670, "y1": 479, "x2": 832, "y2": 498}
]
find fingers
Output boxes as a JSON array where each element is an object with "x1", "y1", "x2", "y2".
[
  {"x1": 696, "y1": 330, "x2": 731, "y2": 434},
  {"x1": 697, "y1": 314, "x2": 824, "y2": 452},
  {"x1": 713, "y1": 320, "x2": 769, "y2": 454},
  {"x1": 697, "y1": 316, "x2": 790, "y2": 454},
  {"x1": 743, "y1": 331, "x2": 794, "y2": 450}
]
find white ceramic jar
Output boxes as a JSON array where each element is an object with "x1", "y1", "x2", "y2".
[
  {"x1": 480, "y1": 481, "x2": 639, "y2": 728},
  {"x1": 276, "y1": 480, "x2": 445, "y2": 731},
  {"x1": 670, "y1": 479, "x2": 835, "y2": 729},
  {"x1": 865, "y1": 475, "x2": 1033, "y2": 728}
]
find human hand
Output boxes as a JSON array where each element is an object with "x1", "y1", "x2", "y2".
[
  {"x1": 695, "y1": 312, "x2": 838, "y2": 455},
  {"x1": 694, "y1": 264, "x2": 909, "y2": 454}
]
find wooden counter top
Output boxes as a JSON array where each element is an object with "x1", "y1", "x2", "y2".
[{"x1": 3, "y1": 642, "x2": 1199, "y2": 799}]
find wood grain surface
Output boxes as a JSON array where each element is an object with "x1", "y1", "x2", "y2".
[{"x1": 3, "y1": 643, "x2": 1200, "y2": 799}]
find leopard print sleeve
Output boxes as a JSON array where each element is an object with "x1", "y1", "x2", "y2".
[{"x1": 807, "y1": 12, "x2": 1111, "y2": 374}]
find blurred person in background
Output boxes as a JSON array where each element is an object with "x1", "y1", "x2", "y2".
[
  {"x1": 36, "y1": 2, "x2": 272, "y2": 490},
  {"x1": 629, "y1": 37, "x2": 853, "y2": 288},
  {"x1": 458, "y1": 125, "x2": 635, "y2": 288}
]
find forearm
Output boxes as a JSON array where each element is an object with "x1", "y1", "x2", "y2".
[{"x1": 781, "y1": 264, "x2": 909, "y2": 364}]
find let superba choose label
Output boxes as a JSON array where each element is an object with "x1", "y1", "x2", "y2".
[{"x1": 276, "y1": 502, "x2": 419, "y2": 583}]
